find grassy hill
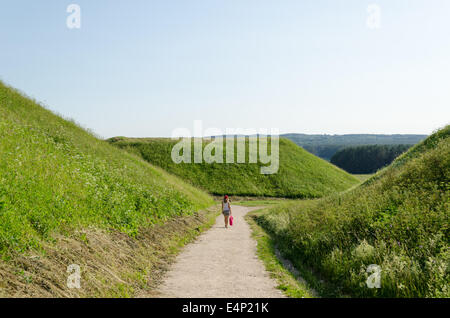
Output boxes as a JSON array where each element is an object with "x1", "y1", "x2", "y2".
[
  {"x1": 0, "y1": 81, "x2": 215, "y2": 295},
  {"x1": 108, "y1": 137, "x2": 359, "y2": 198},
  {"x1": 255, "y1": 126, "x2": 449, "y2": 297}
]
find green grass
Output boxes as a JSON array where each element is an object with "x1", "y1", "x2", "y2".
[
  {"x1": 234, "y1": 200, "x2": 287, "y2": 207},
  {"x1": 245, "y1": 209, "x2": 316, "y2": 298},
  {"x1": 0, "y1": 81, "x2": 214, "y2": 258},
  {"x1": 108, "y1": 137, "x2": 359, "y2": 198},
  {"x1": 255, "y1": 126, "x2": 450, "y2": 297},
  {"x1": 352, "y1": 174, "x2": 374, "y2": 183}
]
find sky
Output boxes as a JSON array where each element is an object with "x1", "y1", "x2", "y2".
[{"x1": 1, "y1": 0, "x2": 449, "y2": 138}]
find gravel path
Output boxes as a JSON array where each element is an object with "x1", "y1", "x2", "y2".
[{"x1": 157, "y1": 205, "x2": 285, "y2": 298}]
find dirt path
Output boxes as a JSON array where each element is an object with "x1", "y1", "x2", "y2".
[{"x1": 157, "y1": 205, "x2": 285, "y2": 298}]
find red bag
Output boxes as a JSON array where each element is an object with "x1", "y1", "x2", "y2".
[{"x1": 229, "y1": 215, "x2": 234, "y2": 226}]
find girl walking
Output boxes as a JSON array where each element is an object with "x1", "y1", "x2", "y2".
[{"x1": 222, "y1": 195, "x2": 232, "y2": 228}]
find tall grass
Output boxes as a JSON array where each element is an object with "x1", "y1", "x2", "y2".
[
  {"x1": 0, "y1": 82, "x2": 213, "y2": 257},
  {"x1": 257, "y1": 126, "x2": 449, "y2": 297}
]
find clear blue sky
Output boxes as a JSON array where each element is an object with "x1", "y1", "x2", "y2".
[{"x1": 1, "y1": 0, "x2": 449, "y2": 138}]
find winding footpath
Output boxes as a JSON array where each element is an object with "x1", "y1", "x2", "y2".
[{"x1": 157, "y1": 205, "x2": 285, "y2": 298}]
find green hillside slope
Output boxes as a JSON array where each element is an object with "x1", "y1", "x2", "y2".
[
  {"x1": 108, "y1": 137, "x2": 359, "y2": 198},
  {"x1": 0, "y1": 82, "x2": 213, "y2": 257},
  {"x1": 256, "y1": 126, "x2": 449, "y2": 297}
]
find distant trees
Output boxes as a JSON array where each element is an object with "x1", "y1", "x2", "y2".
[
  {"x1": 330, "y1": 144, "x2": 412, "y2": 174},
  {"x1": 283, "y1": 134, "x2": 426, "y2": 161}
]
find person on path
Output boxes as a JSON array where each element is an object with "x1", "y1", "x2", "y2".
[{"x1": 222, "y1": 195, "x2": 232, "y2": 228}]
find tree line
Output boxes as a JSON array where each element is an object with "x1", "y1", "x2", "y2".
[
  {"x1": 283, "y1": 134, "x2": 426, "y2": 160},
  {"x1": 330, "y1": 144, "x2": 412, "y2": 174}
]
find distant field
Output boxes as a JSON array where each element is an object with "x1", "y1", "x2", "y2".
[
  {"x1": 235, "y1": 200, "x2": 287, "y2": 207},
  {"x1": 256, "y1": 126, "x2": 450, "y2": 297},
  {"x1": 109, "y1": 137, "x2": 359, "y2": 198},
  {"x1": 352, "y1": 174, "x2": 374, "y2": 182}
]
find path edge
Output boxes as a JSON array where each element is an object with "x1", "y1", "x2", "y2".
[{"x1": 244, "y1": 206, "x2": 317, "y2": 298}]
